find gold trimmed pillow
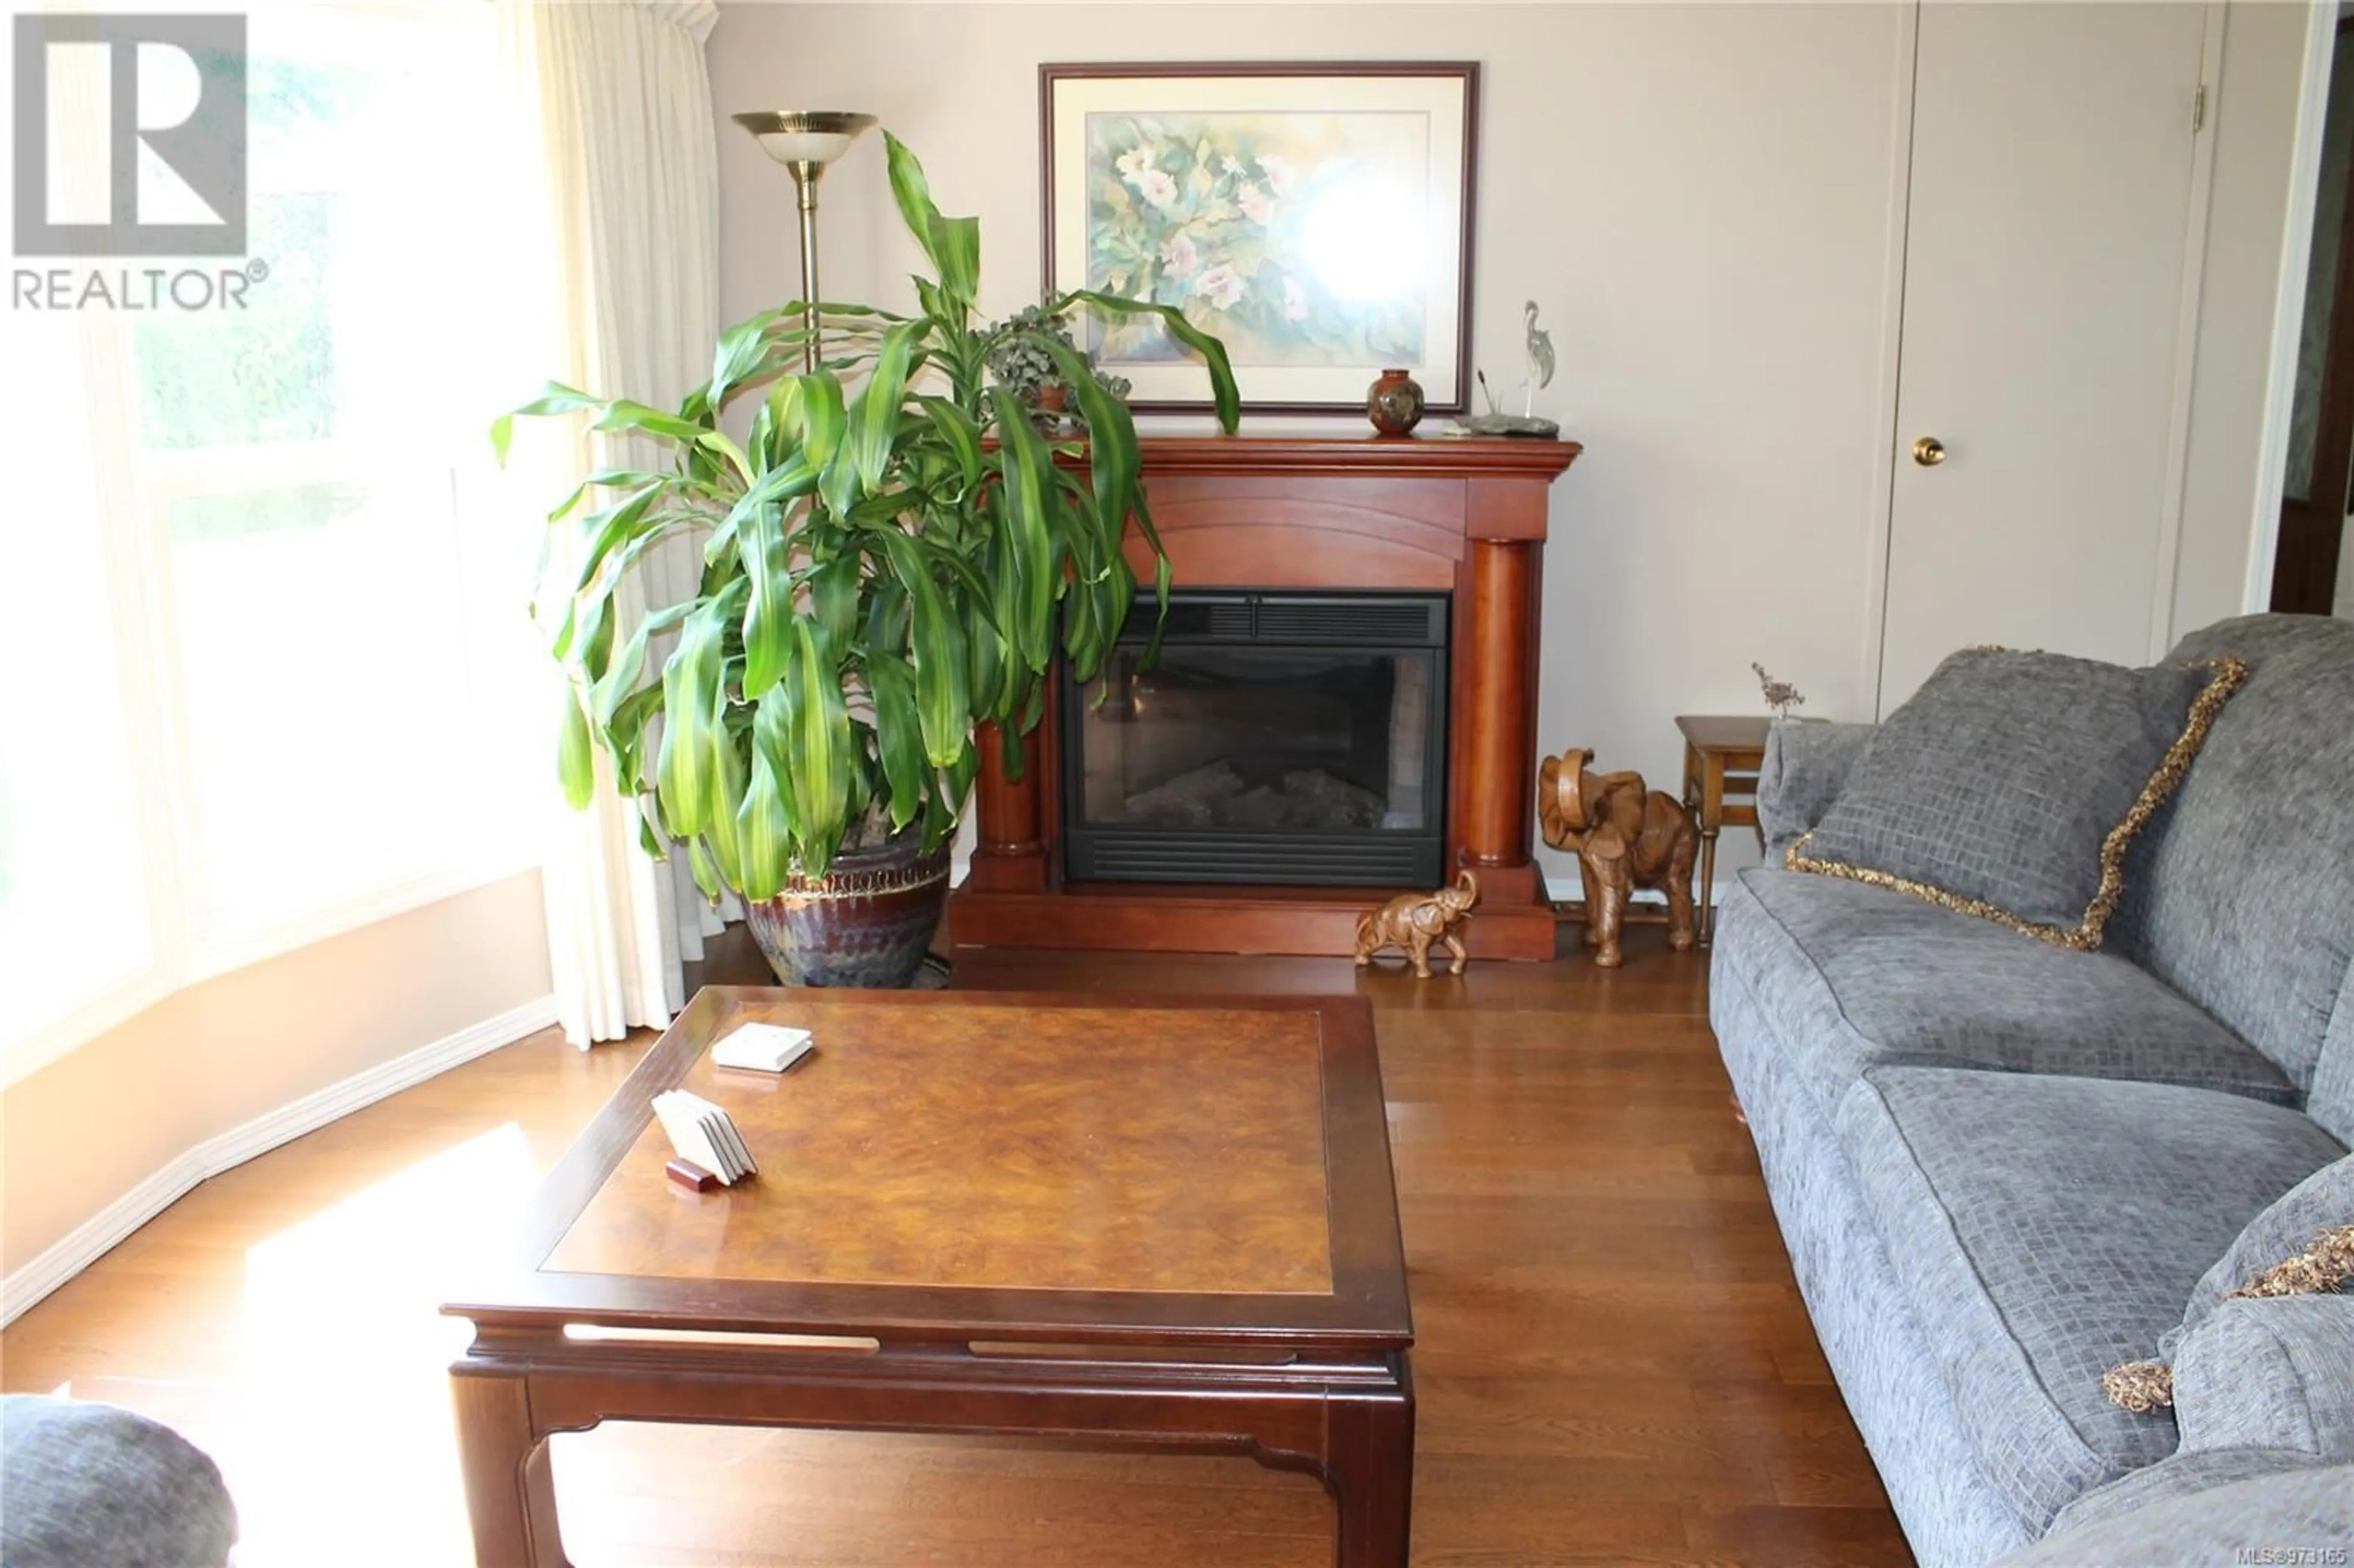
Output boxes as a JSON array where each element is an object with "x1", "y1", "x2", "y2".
[{"x1": 1786, "y1": 647, "x2": 2244, "y2": 949}]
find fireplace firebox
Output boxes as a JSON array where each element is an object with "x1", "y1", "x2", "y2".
[{"x1": 1059, "y1": 591, "x2": 1449, "y2": 887}]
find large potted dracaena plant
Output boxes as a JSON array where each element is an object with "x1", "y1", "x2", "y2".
[{"x1": 496, "y1": 134, "x2": 1238, "y2": 988}]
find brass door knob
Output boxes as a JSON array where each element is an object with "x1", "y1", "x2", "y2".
[{"x1": 1913, "y1": 436, "x2": 1947, "y2": 467}]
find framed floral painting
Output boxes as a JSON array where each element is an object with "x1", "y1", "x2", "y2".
[{"x1": 1042, "y1": 63, "x2": 1479, "y2": 415}]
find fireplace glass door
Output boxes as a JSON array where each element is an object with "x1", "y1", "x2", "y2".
[{"x1": 1060, "y1": 592, "x2": 1447, "y2": 886}]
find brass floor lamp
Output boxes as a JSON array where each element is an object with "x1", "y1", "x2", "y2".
[{"x1": 731, "y1": 110, "x2": 877, "y2": 372}]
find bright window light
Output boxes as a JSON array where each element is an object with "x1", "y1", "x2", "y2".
[
  {"x1": 0, "y1": 4, "x2": 547, "y2": 1081},
  {"x1": 1300, "y1": 175, "x2": 1423, "y2": 304}
]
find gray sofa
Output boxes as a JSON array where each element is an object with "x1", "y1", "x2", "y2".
[
  {"x1": 1, "y1": 1395, "x2": 237, "y2": 1566},
  {"x1": 1710, "y1": 613, "x2": 2354, "y2": 1567}
]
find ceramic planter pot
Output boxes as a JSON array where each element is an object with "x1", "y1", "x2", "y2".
[{"x1": 742, "y1": 828, "x2": 950, "y2": 988}]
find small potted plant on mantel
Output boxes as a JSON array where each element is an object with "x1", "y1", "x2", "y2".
[
  {"x1": 984, "y1": 302, "x2": 1133, "y2": 429},
  {"x1": 496, "y1": 133, "x2": 1239, "y2": 988}
]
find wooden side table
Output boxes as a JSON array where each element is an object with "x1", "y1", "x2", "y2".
[{"x1": 1676, "y1": 716, "x2": 1770, "y2": 946}]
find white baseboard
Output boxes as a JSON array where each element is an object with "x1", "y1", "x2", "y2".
[{"x1": 0, "y1": 992, "x2": 558, "y2": 1328}]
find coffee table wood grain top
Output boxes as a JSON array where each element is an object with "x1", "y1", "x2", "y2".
[{"x1": 451, "y1": 988, "x2": 1410, "y2": 1350}]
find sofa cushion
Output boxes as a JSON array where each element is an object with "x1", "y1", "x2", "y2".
[
  {"x1": 2314, "y1": 964, "x2": 2354, "y2": 1147},
  {"x1": 1718, "y1": 867, "x2": 2296, "y2": 1120},
  {"x1": 2040, "y1": 1447, "x2": 2337, "y2": 1539},
  {"x1": 2174, "y1": 1296, "x2": 2354, "y2": 1461},
  {"x1": 2119, "y1": 614, "x2": 2354, "y2": 1093},
  {"x1": 1710, "y1": 954, "x2": 2042, "y2": 1567},
  {"x1": 2171, "y1": 1154, "x2": 2354, "y2": 1353},
  {"x1": 1790, "y1": 645, "x2": 2242, "y2": 948},
  {"x1": 1756, "y1": 719, "x2": 1875, "y2": 856},
  {"x1": 2005, "y1": 1459, "x2": 2354, "y2": 1566},
  {"x1": 0, "y1": 1396, "x2": 237, "y2": 1568},
  {"x1": 1835, "y1": 1066, "x2": 2344, "y2": 1534}
]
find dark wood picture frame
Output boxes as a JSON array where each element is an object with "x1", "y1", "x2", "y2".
[{"x1": 1040, "y1": 61, "x2": 1480, "y2": 417}]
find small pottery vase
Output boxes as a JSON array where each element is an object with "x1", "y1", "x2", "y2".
[
  {"x1": 742, "y1": 826, "x2": 950, "y2": 988},
  {"x1": 1366, "y1": 368, "x2": 1425, "y2": 437}
]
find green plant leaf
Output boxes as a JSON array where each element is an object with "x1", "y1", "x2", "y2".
[
  {"x1": 550, "y1": 485, "x2": 660, "y2": 659},
  {"x1": 605, "y1": 681, "x2": 666, "y2": 793},
  {"x1": 790, "y1": 373, "x2": 848, "y2": 472},
  {"x1": 986, "y1": 512, "x2": 1029, "y2": 725},
  {"x1": 783, "y1": 618, "x2": 852, "y2": 873},
  {"x1": 590, "y1": 601, "x2": 696, "y2": 737},
  {"x1": 702, "y1": 701, "x2": 750, "y2": 894},
  {"x1": 694, "y1": 429, "x2": 755, "y2": 489},
  {"x1": 863, "y1": 653, "x2": 928, "y2": 831},
  {"x1": 882, "y1": 129, "x2": 940, "y2": 241},
  {"x1": 739, "y1": 686, "x2": 798, "y2": 902},
  {"x1": 933, "y1": 742, "x2": 981, "y2": 853},
  {"x1": 736, "y1": 500, "x2": 796, "y2": 698},
  {"x1": 987, "y1": 386, "x2": 1058, "y2": 673},
  {"x1": 708, "y1": 307, "x2": 785, "y2": 410},
  {"x1": 688, "y1": 835, "x2": 723, "y2": 902},
  {"x1": 848, "y1": 321, "x2": 923, "y2": 496},
  {"x1": 883, "y1": 132, "x2": 966, "y2": 302},
  {"x1": 1059, "y1": 288, "x2": 1241, "y2": 433},
  {"x1": 591, "y1": 397, "x2": 710, "y2": 447},
  {"x1": 877, "y1": 529, "x2": 970, "y2": 766},
  {"x1": 810, "y1": 550, "x2": 861, "y2": 660},
  {"x1": 1034, "y1": 335, "x2": 1138, "y2": 542},
  {"x1": 915, "y1": 395, "x2": 982, "y2": 500},
  {"x1": 912, "y1": 276, "x2": 951, "y2": 327},
  {"x1": 928, "y1": 215, "x2": 980, "y2": 308},
  {"x1": 653, "y1": 583, "x2": 741, "y2": 835},
  {"x1": 1130, "y1": 489, "x2": 1174, "y2": 668},
  {"x1": 864, "y1": 578, "x2": 909, "y2": 653},
  {"x1": 557, "y1": 684, "x2": 595, "y2": 809},
  {"x1": 544, "y1": 468, "x2": 688, "y2": 525},
  {"x1": 966, "y1": 596, "x2": 1008, "y2": 721},
  {"x1": 491, "y1": 380, "x2": 603, "y2": 465}
]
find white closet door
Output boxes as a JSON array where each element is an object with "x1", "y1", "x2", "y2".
[{"x1": 1879, "y1": 2, "x2": 2207, "y2": 709}]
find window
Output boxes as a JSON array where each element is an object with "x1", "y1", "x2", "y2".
[{"x1": 0, "y1": 4, "x2": 547, "y2": 1082}]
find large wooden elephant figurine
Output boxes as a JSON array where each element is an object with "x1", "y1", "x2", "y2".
[{"x1": 1539, "y1": 748, "x2": 1699, "y2": 968}]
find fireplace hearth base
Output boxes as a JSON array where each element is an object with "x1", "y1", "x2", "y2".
[
  {"x1": 947, "y1": 434, "x2": 1581, "y2": 962},
  {"x1": 946, "y1": 881, "x2": 1561, "y2": 962}
]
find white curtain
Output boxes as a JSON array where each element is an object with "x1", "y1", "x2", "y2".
[{"x1": 508, "y1": 0, "x2": 729, "y2": 1048}]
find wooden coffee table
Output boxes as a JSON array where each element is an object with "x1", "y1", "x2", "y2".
[{"x1": 443, "y1": 988, "x2": 1414, "y2": 1567}]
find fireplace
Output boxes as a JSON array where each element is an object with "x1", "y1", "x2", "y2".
[
  {"x1": 947, "y1": 433, "x2": 1581, "y2": 960},
  {"x1": 1060, "y1": 591, "x2": 1449, "y2": 887}
]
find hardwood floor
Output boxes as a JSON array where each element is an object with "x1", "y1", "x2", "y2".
[{"x1": 0, "y1": 929, "x2": 1912, "y2": 1567}]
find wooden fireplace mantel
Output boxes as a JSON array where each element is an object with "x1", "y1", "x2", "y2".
[{"x1": 948, "y1": 432, "x2": 1582, "y2": 961}]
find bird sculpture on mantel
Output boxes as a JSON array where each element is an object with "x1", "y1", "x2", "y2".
[{"x1": 1522, "y1": 300, "x2": 1555, "y2": 417}]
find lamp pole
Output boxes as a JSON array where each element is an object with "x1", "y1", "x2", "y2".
[{"x1": 730, "y1": 111, "x2": 877, "y2": 374}]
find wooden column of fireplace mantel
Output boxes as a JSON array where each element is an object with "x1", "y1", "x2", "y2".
[{"x1": 949, "y1": 432, "x2": 1582, "y2": 961}]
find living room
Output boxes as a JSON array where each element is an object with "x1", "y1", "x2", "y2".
[{"x1": 3, "y1": 2, "x2": 2350, "y2": 1565}]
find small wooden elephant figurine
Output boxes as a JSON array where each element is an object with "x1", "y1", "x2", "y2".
[
  {"x1": 1539, "y1": 748, "x2": 1699, "y2": 969},
  {"x1": 1354, "y1": 870, "x2": 1480, "y2": 978}
]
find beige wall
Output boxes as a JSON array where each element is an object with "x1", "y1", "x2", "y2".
[
  {"x1": 710, "y1": 2, "x2": 2309, "y2": 890},
  {"x1": 1, "y1": 871, "x2": 553, "y2": 1274}
]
